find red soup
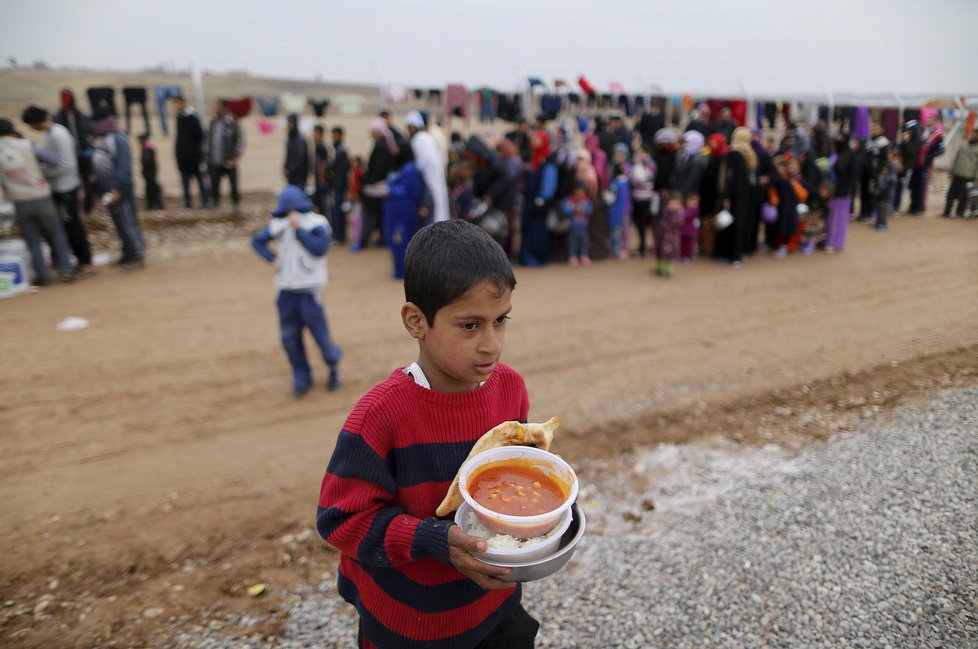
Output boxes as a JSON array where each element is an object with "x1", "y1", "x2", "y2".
[{"x1": 469, "y1": 460, "x2": 566, "y2": 516}]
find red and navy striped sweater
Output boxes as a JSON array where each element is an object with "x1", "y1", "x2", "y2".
[{"x1": 317, "y1": 364, "x2": 530, "y2": 649}]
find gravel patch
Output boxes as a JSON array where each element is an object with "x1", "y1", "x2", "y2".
[{"x1": 170, "y1": 386, "x2": 978, "y2": 648}]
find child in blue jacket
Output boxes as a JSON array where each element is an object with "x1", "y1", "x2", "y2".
[{"x1": 252, "y1": 185, "x2": 342, "y2": 396}]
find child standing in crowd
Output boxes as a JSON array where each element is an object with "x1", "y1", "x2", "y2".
[
  {"x1": 317, "y1": 220, "x2": 541, "y2": 649},
  {"x1": 138, "y1": 133, "x2": 164, "y2": 211},
  {"x1": 876, "y1": 150, "x2": 900, "y2": 230},
  {"x1": 607, "y1": 164, "x2": 630, "y2": 260},
  {"x1": 654, "y1": 195, "x2": 684, "y2": 277},
  {"x1": 561, "y1": 183, "x2": 593, "y2": 266},
  {"x1": 801, "y1": 181, "x2": 832, "y2": 254},
  {"x1": 448, "y1": 163, "x2": 474, "y2": 221},
  {"x1": 251, "y1": 185, "x2": 342, "y2": 397},
  {"x1": 680, "y1": 194, "x2": 700, "y2": 263}
]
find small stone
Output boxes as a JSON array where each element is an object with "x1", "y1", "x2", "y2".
[{"x1": 143, "y1": 607, "x2": 164, "y2": 619}]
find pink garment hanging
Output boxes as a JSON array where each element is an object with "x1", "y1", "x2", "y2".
[
  {"x1": 257, "y1": 118, "x2": 274, "y2": 135},
  {"x1": 443, "y1": 84, "x2": 469, "y2": 121},
  {"x1": 225, "y1": 97, "x2": 253, "y2": 119}
]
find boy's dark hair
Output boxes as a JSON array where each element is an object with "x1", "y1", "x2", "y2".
[
  {"x1": 404, "y1": 220, "x2": 516, "y2": 325},
  {"x1": 137, "y1": 132, "x2": 150, "y2": 141},
  {"x1": 0, "y1": 118, "x2": 16, "y2": 136},
  {"x1": 612, "y1": 163, "x2": 625, "y2": 177},
  {"x1": 172, "y1": 95, "x2": 185, "y2": 103},
  {"x1": 331, "y1": 126, "x2": 343, "y2": 136},
  {"x1": 21, "y1": 105, "x2": 48, "y2": 125},
  {"x1": 314, "y1": 125, "x2": 324, "y2": 135}
]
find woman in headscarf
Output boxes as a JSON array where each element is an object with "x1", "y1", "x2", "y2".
[
  {"x1": 496, "y1": 137, "x2": 523, "y2": 257},
  {"x1": 518, "y1": 130, "x2": 558, "y2": 266},
  {"x1": 674, "y1": 130, "x2": 707, "y2": 199},
  {"x1": 651, "y1": 128, "x2": 680, "y2": 253},
  {"x1": 713, "y1": 127, "x2": 757, "y2": 265},
  {"x1": 697, "y1": 133, "x2": 728, "y2": 257},
  {"x1": 747, "y1": 129, "x2": 775, "y2": 256}
]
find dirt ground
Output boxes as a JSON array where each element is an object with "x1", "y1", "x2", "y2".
[{"x1": 0, "y1": 189, "x2": 976, "y2": 647}]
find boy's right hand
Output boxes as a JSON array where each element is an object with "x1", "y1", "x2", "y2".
[{"x1": 447, "y1": 525, "x2": 514, "y2": 590}]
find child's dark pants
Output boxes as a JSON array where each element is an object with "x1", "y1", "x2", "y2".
[{"x1": 277, "y1": 290, "x2": 342, "y2": 392}]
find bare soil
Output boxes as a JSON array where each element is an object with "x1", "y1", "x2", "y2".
[{"x1": 0, "y1": 190, "x2": 976, "y2": 647}]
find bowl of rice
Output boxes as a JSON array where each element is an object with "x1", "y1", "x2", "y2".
[
  {"x1": 458, "y1": 445, "x2": 579, "y2": 538},
  {"x1": 455, "y1": 501, "x2": 573, "y2": 563},
  {"x1": 480, "y1": 503, "x2": 587, "y2": 582}
]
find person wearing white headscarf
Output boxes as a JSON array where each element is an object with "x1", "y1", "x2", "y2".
[{"x1": 405, "y1": 111, "x2": 449, "y2": 223}]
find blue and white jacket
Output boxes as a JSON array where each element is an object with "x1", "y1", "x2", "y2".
[{"x1": 252, "y1": 211, "x2": 332, "y2": 292}]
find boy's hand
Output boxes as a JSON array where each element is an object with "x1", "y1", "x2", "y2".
[
  {"x1": 288, "y1": 213, "x2": 301, "y2": 229},
  {"x1": 447, "y1": 525, "x2": 513, "y2": 590}
]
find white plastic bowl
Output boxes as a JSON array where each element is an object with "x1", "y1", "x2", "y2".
[
  {"x1": 481, "y1": 502, "x2": 587, "y2": 582},
  {"x1": 458, "y1": 445, "x2": 579, "y2": 538},
  {"x1": 455, "y1": 501, "x2": 572, "y2": 563}
]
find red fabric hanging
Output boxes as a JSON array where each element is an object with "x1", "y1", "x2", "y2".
[
  {"x1": 577, "y1": 75, "x2": 596, "y2": 95},
  {"x1": 730, "y1": 100, "x2": 747, "y2": 126},
  {"x1": 224, "y1": 97, "x2": 253, "y2": 119}
]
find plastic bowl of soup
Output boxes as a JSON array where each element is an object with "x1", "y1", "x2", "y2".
[{"x1": 458, "y1": 446, "x2": 579, "y2": 538}]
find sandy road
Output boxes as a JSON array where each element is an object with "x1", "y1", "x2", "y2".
[{"x1": 0, "y1": 214, "x2": 976, "y2": 647}]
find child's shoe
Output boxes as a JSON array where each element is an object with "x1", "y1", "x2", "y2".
[
  {"x1": 568, "y1": 257, "x2": 579, "y2": 266},
  {"x1": 291, "y1": 385, "x2": 311, "y2": 398},
  {"x1": 680, "y1": 257, "x2": 691, "y2": 264},
  {"x1": 581, "y1": 255, "x2": 591, "y2": 266},
  {"x1": 617, "y1": 249, "x2": 629, "y2": 260},
  {"x1": 776, "y1": 246, "x2": 787, "y2": 258},
  {"x1": 327, "y1": 368, "x2": 342, "y2": 392}
]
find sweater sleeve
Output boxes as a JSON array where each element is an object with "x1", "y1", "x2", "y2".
[
  {"x1": 295, "y1": 224, "x2": 330, "y2": 256},
  {"x1": 317, "y1": 424, "x2": 453, "y2": 568},
  {"x1": 251, "y1": 226, "x2": 276, "y2": 262}
]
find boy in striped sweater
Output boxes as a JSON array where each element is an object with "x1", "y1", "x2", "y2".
[{"x1": 317, "y1": 220, "x2": 539, "y2": 648}]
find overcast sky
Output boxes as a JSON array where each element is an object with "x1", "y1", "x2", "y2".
[{"x1": 3, "y1": 0, "x2": 976, "y2": 97}]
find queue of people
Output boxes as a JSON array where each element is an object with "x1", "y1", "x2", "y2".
[{"x1": 299, "y1": 102, "x2": 965, "y2": 284}]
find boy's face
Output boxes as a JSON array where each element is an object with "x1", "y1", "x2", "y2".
[{"x1": 402, "y1": 280, "x2": 512, "y2": 393}]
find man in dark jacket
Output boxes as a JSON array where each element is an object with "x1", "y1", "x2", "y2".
[
  {"x1": 637, "y1": 103, "x2": 665, "y2": 150},
  {"x1": 283, "y1": 113, "x2": 309, "y2": 188},
  {"x1": 327, "y1": 126, "x2": 350, "y2": 242},
  {"x1": 172, "y1": 95, "x2": 209, "y2": 209},
  {"x1": 53, "y1": 88, "x2": 96, "y2": 212},
  {"x1": 358, "y1": 120, "x2": 396, "y2": 248},
  {"x1": 207, "y1": 99, "x2": 245, "y2": 213}
]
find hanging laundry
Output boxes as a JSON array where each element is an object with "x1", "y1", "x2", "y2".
[
  {"x1": 428, "y1": 89, "x2": 442, "y2": 105},
  {"x1": 122, "y1": 87, "x2": 150, "y2": 136},
  {"x1": 681, "y1": 94, "x2": 695, "y2": 111},
  {"x1": 153, "y1": 85, "x2": 182, "y2": 136},
  {"x1": 567, "y1": 92, "x2": 581, "y2": 107},
  {"x1": 280, "y1": 92, "x2": 307, "y2": 114},
  {"x1": 554, "y1": 79, "x2": 569, "y2": 90},
  {"x1": 479, "y1": 88, "x2": 496, "y2": 123},
  {"x1": 754, "y1": 102, "x2": 765, "y2": 130},
  {"x1": 634, "y1": 95, "x2": 646, "y2": 113},
  {"x1": 880, "y1": 108, "x2": 900, "y2": 141},
  {"x1": 608, "y1": 81, "x2": 626, "y2": 94},
  {"x1": 764, "y1": 102, "x2": 777, "y2": 129},
  {"x1": 527, "y1": 77, "x2": 546, "y2": 89},
  {"x1": 224, "y1": 97, "x2": 253, "y2": 119},
  {"x1": 576, "y1": 114, "x2": 590, "y2": 134},
  {"x1": 412, "y1": 88, "x2": 424, "y2": 100},
  {"x1": 443, "y1": 84, "x2": 469, "y2": 122},
  {"x1": 87, "y1": 87, "x2": 117, "y2": 116},
  {"x1": 539, "y1": 94, "x2": 562, "y2": 121},
  {"x1": 586, "y1": 94, "x2": 597, "y2": 109},
  {"x1": 577, "y1": 75, "x2": 596, "y2": 96},
  {"x1": 817, "y1": 105, "x2": 830, "y2": 124},
  {"x1": 852, "y1": 106, "x2": 871, "y2": 139},
  {"x1": 600, "y1": 93, "x2": 613, "y2": 108},
  {"x1": 257, "y1": 118, "x2": 275, "y2": 135},
  {"x1": 309, "y1": 99, "x2": 330, "y2": 117},
  {"x1": 730, "y1": 99, "x2": 747, "y2": 127},
  {"x1": 256, "y1": 96, "x2": 279, "y2": 117}
]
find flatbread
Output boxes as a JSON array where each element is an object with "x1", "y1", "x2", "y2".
[{"x1": 435, "y1": 416, "x2": 560, "y2": 516}]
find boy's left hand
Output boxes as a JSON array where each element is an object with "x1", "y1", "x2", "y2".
[
  {"x1": 288, "y1": 213, "x2": 301, "y2": 229},
  {"x1": 447, "y1": 525, "x2": 514, "y2": 590}
]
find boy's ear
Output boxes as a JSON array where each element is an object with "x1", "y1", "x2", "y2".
[{"x1": 401, "y1": 302, "x2": 427, "y2": 340}]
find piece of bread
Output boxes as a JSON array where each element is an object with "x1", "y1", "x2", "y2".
[{"x1": 435, "y1": 417, "x2": 560, "y2": 516}]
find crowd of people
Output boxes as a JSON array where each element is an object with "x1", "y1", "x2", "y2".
[
  {"x1": 3, "y1": 85, "x2": 977, "y2": 289},
  {"x1": 294, "y1": 101, "x2": 976, "y2": 282}
]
